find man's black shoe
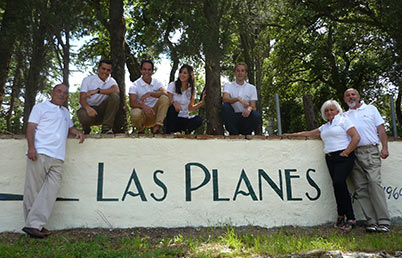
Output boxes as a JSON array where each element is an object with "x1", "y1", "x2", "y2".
[{"x1": 22, "y1": 227, "x2": 45, "y2": 238}]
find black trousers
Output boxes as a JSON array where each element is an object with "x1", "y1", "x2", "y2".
[
  {"x1": 325, "y1": 150, "x2": 356, "y2": 220},
  {"x1": 221, "y1": 103, "x2": 261, "y2": 135},
  {"x1": 164, "y1": 105, "x2": 202, "y2": 134}
]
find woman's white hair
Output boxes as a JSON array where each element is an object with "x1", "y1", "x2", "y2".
[{"x1": 320, "y1": 100, "x2": 343, "y2": 121}]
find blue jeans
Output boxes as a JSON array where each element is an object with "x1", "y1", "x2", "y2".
[{"x1": 221, "y1": 103, "x2": 260, "y2": 135}]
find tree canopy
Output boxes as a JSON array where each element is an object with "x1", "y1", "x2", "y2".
[{"x1": 1, "y1": 0, "x2": 401, "y2": 135}]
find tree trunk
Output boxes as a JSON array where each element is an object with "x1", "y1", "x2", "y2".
[
  {"x1": 396, "y1": 86, "x2": 402, "y2": 128},
  {"x1": 125, "y1": 41, "x2": 141, "y2": 82},
  {"x1": 255, "y1": 56, "x2": 263, "y2": 135},
  {"x1": 169, "y1": 55, "x2": 179, "y2": 83},
  {"x1": 303, "y1": 94, "x2": 318, "y2": 130},
  {"x1": 6, "y1": 48, "x2": 23, "y2": 133},
  {"x1": 22, "y1": 17, "x2": 48, "y2": 133},
  {"x1": 203, "y1": 0, "x2": 223, "y2": 135},
  {"x1": 109, "y1": 0, "x2": 127, "y2": 133},
  {"x1": 0, "y1": 0, "x2": 22, "y2": 111}
]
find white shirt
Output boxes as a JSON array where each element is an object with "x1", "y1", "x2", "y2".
[
  {"x1": 80, "y1": 74, "x2": 118, "y2": 106},
  {"x1": 167, "y1": 82, "x2": 194, "y2": 118},
  {"x1": 28, "y1": 100, "x2": 73, "y2": 160},
  {"x1": 319, "y1": 114, "x2": 354, "y2": 153},
  {"x1": 345, "y1": 102, "x2": 384, "y2": 146},
  {"x1": 129, "y1": 77, "x2": 165, "y2": 108},
  {"x1": 223, "y1": 81, "x2": 257, "y2": 112}
]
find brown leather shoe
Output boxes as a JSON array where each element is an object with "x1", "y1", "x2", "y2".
[
  {"x1": 41, "y1": 227, "x2": 52, "y2": 236},
  {"x1": 22, "y1": 227, "x2": 45, "y2": 238}
]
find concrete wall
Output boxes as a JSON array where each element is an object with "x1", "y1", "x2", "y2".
[{"x1": 1, "y1": 135, "x2": 401, "y2": 232}]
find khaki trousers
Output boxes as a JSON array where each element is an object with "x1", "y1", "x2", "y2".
[
  {"x1": 23, "y1": 154, "x2": 63, "y2": 230},
  {"x1": 130, "y1": 95, "x2": 169, "y2": 132},
  {"x1": 351, "y1": 145, "x2": 390, "y2": 226},
  {"x1": 77, "y1": 92, "x2": 120, "y2": 131}
]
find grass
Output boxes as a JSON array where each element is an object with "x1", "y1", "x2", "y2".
[{"x1": 1, "y1": 225, "x2": 401, "y2": 257}]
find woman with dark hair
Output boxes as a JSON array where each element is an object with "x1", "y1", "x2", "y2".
[{"x1": 164, "y1": 64, "x2": 206, "y2": 134}]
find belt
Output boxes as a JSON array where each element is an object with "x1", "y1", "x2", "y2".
[
  {"x1": 325, "y1": 150, "x2": 344, "y2": 157},
  {"x1": 356, "y1": 144, "x2": 378, "y2": 150}
]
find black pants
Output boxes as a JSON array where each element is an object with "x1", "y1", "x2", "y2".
[
  {"x1": 221, "y1": 103, "x2": 261, "y2": 135},
  {"x1": 164, "y1": 105, "x2": 202, "y2": 134},
  {"x1": 325, "y1": 150, "x2": 356, "y2": 220}
]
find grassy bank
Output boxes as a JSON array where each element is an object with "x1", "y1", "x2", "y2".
[{"x1": 1, "y1": 225, "x2": 401, "y2": 257}]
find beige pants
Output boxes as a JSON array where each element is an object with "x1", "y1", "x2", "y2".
[
  {"x1": 23, "y1": 154, "x2": 63, "y2": 229},
  {"x1": 351, "y1": 145, "x2": 390, "y2": 226},
  {"x1": 130, "y1": 95, "x2": 169, "y2": 132}
]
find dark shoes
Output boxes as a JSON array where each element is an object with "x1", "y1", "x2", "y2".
[
  {"x1": 334, "y1": 217, "x2": 356, "y2": 231},
  {"x1": 22, "y1": 227, "x2": 52, "y2": 238},
  {"x1": 22, "y1": 227, "x2": 45, "y2": 238},
  {"x1": 41, "y1": 227, "x2": 52, "y2": 236},
  {"x1": 366, "y1": 224, "x2": 390, "y2": 233},
  {"x1": 101, "y1": 128, "x2": 114, "y2": 134}
]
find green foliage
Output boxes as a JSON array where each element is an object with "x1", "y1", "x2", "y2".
[
  {"x1": 2, "y1": 0, "x2": 402, "y2": 134},
  {"x1": 2, "y1": 226, "x2": 402, "y2": 257}
]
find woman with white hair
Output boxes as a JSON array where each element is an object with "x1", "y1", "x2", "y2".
[{"x1": 284, "y1": 100, "x2": 360, "y2": 230}]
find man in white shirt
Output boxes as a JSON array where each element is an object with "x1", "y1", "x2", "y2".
[
  {"x1": 344, "y1": 88, "x2": 391, "y2": 232},
  {"x1": 129, "y1": 60, "x2": 169, "y2": 134},
  {"x1": 222, "y1": 62, "x2": 261, "y2": 135},
  {"x1": 23, "y1": 84, "x2": 84, "y2": 238},
  {"x1": 77, "y1": 59, "x2": 120, "y2": 134}
]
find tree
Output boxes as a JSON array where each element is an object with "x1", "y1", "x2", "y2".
[
  {"x1": 0, "y1": 0, "x2": 28, "y2": 110},
  {"x1": 109, "y1": 0, "x2": 127, "y2": 133}
]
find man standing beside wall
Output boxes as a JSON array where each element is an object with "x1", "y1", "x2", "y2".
[
  {"x1": 344, "y1": 88, "x2": 391, "y2": 232},
  {"x1": 23, "y1": 84, "x2": 84, "y2": 238}
]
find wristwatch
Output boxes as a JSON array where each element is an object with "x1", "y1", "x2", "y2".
[{"x1": 97, "y1": 88, "x2": 101, "y2": 94}]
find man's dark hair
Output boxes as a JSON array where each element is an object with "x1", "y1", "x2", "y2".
[
  {"x1": 98, "y1": 59, "x2": 113, "y2": 67},
  {"x1": 140, "y1": 60, "x2": 154, "y2": 70}
]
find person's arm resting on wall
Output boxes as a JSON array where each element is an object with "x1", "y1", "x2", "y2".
[
  {"x1": 69, "y1": 127, "x2": 85, "y2": 143},
  {"x1": 377, "y1": 124, "x2": 389, "y2": 159},
  {"x1": 26, "y1": 122, "x2": 38, "y2": 161},
  {"x1": 283, "y1": 128, "x2": 321, "y2": 137}
]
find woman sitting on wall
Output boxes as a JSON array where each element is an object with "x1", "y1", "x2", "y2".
[
  {"x1": 164, "y1": 64, "x2": 206, "y2": 134},
  {"x1": 283, "y1": 100, "x2": 360, "y2": 231}
]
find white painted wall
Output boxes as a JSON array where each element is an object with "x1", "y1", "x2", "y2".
[{"x1": 1, "y1": 137, "x2": 401, "y2": 232}]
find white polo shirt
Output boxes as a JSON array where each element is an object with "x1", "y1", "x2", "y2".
[
  {"x1": 28, "y1": 100, "x2": 73, "y2": 161},
  {"x1": 129, "y1": 77, "x2": 165, "y2": 108},
  {"x1": 167, "y1": 82, "x2": 194, "y2": 118},
  {"x1": 223, "y1": 81, "x2": 257, "y2": 112},
  {"x1": 345, "y1": 102, "x2": 384, "y2": 146},
  {"x1": 319, "y1": 114, "x2": 354, "y2": 153},
  {"x1": 80, "y1": 74, "x2": 118, "y2": 106}
]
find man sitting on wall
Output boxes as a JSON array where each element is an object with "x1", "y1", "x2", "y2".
[
  {"x1": 221, "y1": 62, "x2": 261, "y2": 135},
  {"x1": 129, "y1": 60, "x2": 169, "y2": 134},
  {"x1": 23, "y1": 84, "x2": 84, "y2": 238},
  {"x1": 77, "y1": 59, "x2": 120, "y2": 134}
]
